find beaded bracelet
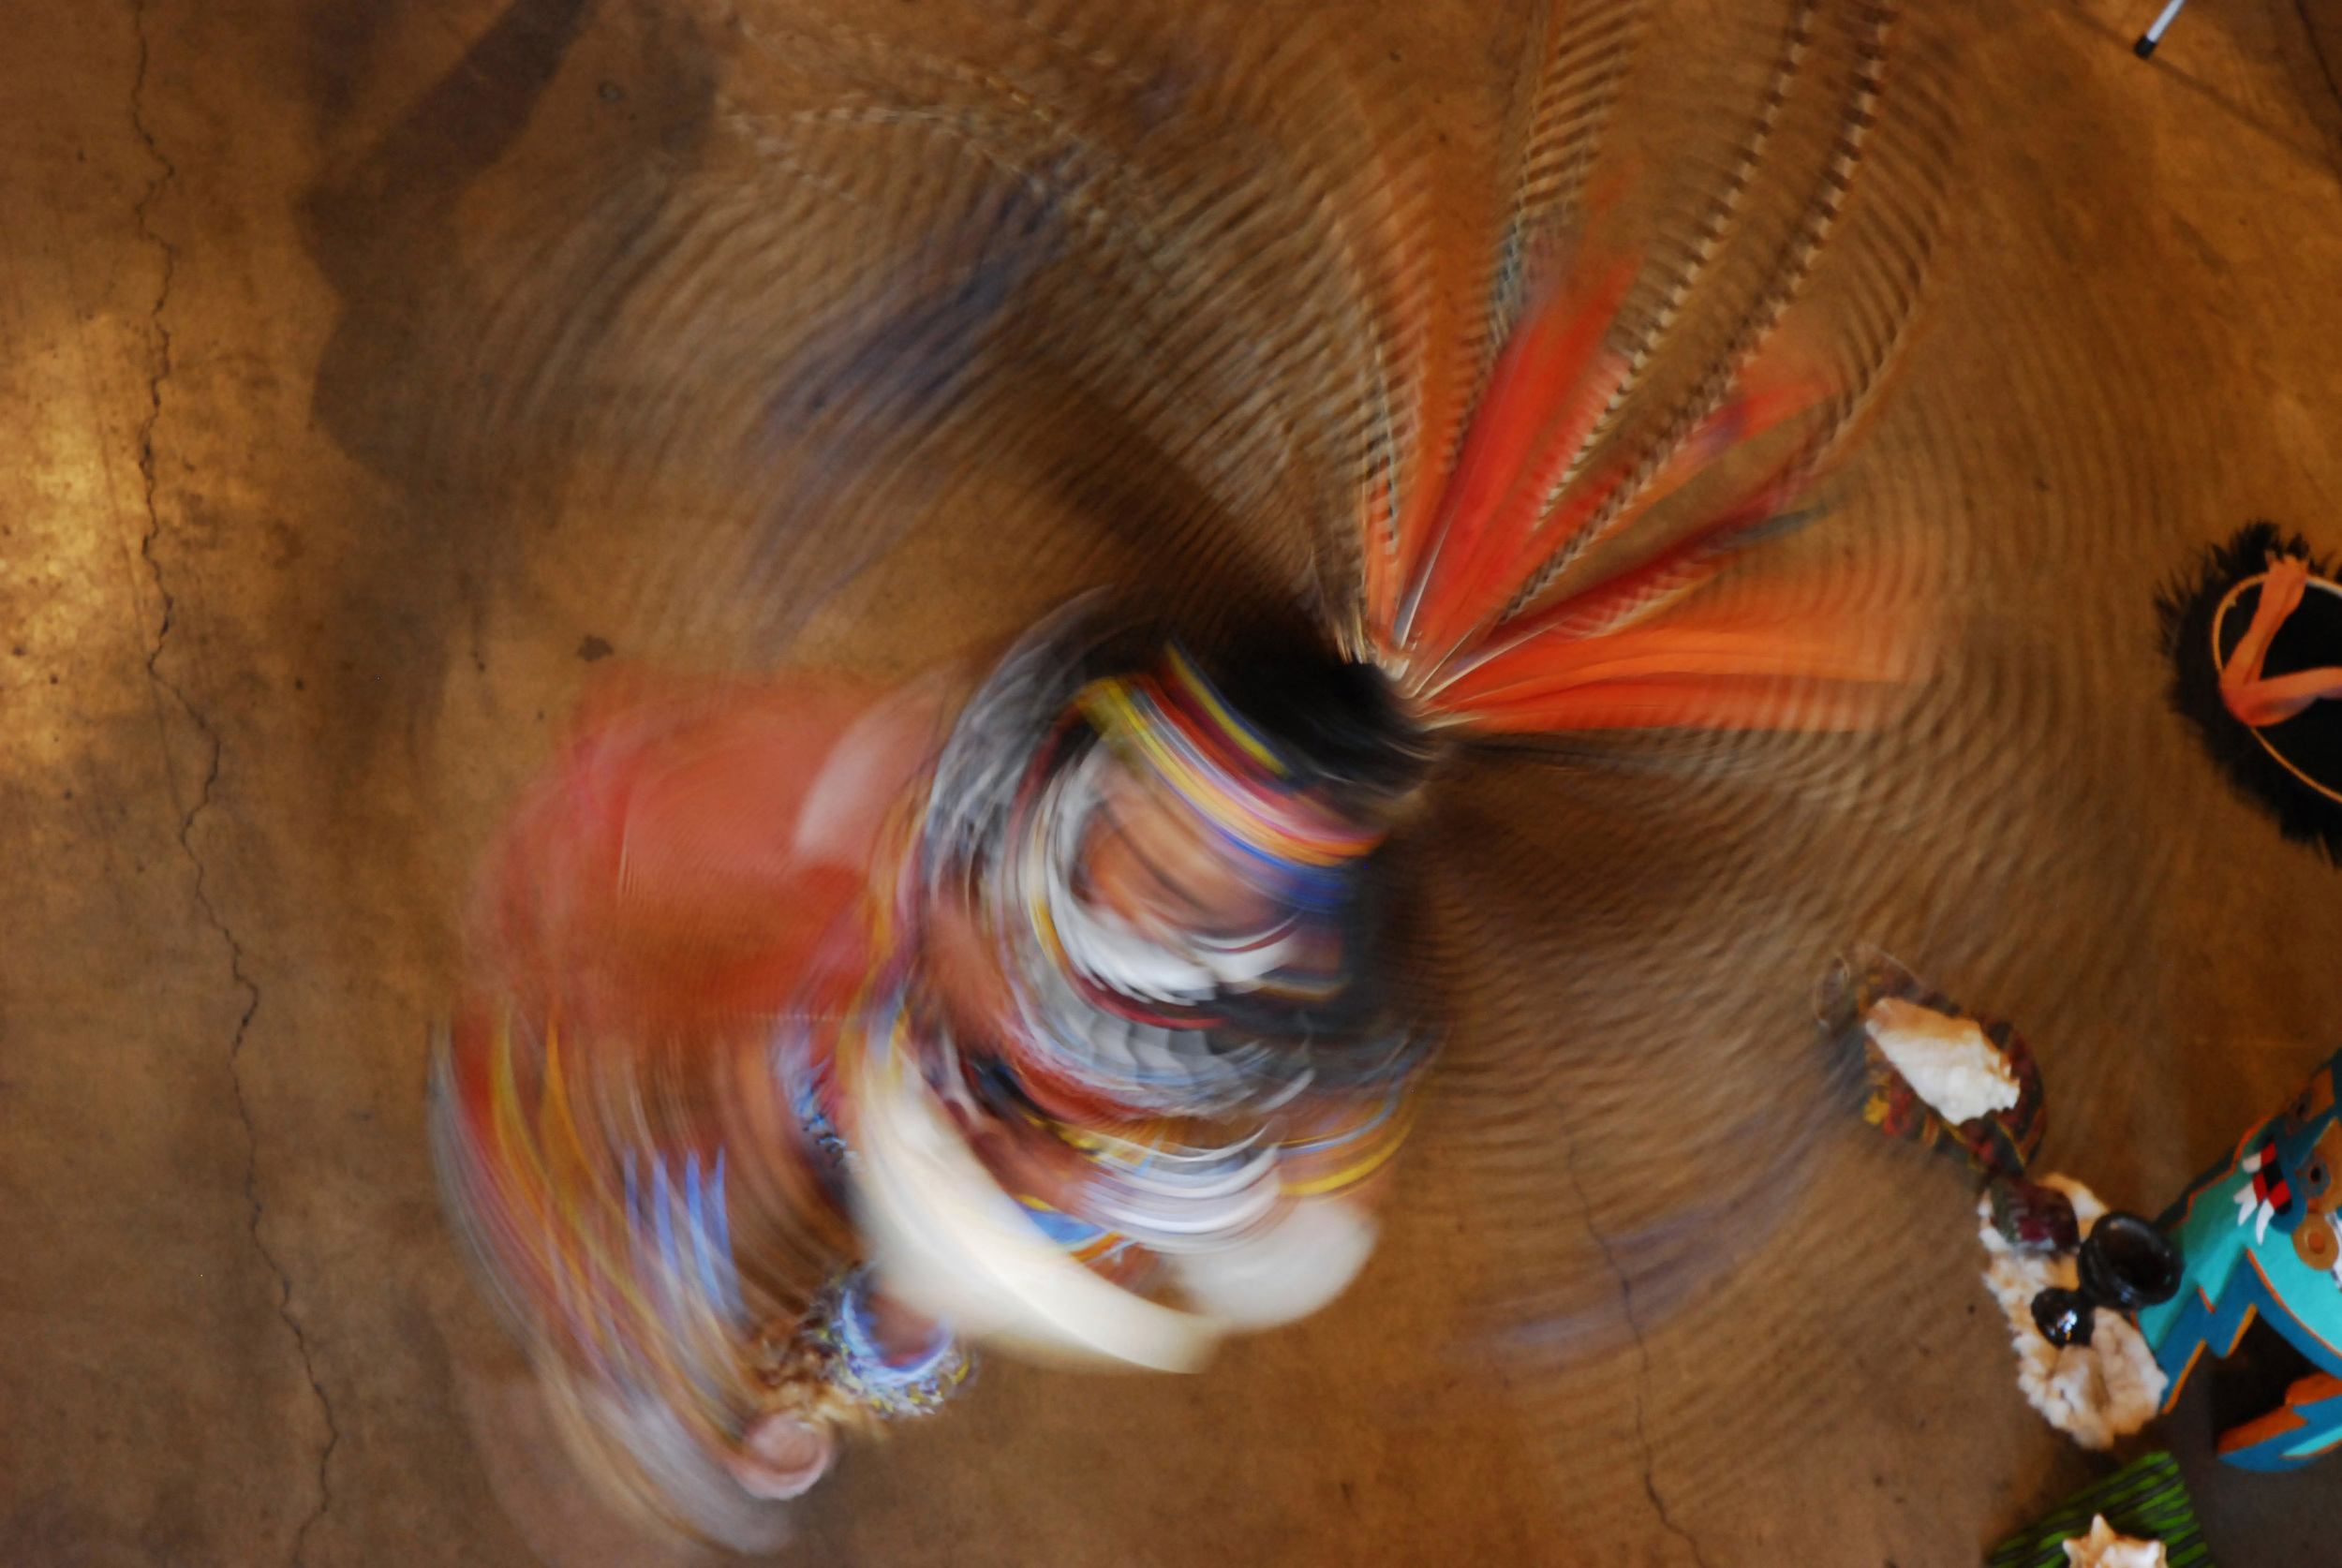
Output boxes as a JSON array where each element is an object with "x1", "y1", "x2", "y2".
[{"x1": 813, "y1": 1269, "x2": 972, "y2": 1419}]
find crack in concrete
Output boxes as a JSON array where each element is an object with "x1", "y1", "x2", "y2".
[
  {"x1": 1564, "y1": 1139, "x2": 1716, "y2": 1568},
  {"x1": 129, "y1": 7, "x2": 339, "y2": 1562}
]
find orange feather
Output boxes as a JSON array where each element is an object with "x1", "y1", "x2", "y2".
[{"x1": 1397, "y1": 255, "x2": 1640, "y2": 657}]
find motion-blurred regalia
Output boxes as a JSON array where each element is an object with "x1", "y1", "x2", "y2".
[{"x1": 419, "y1": 0, "x2": 1951, "y2": 1540}]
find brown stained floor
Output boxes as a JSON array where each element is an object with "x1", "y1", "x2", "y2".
[{"x1": 8, "y1": 1, "x2": 2342, "y2": 1565}]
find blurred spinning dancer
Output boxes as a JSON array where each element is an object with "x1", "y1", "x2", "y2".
[{"x1": 428, "y1": 0, "x2": 1941, "y2": 1543}]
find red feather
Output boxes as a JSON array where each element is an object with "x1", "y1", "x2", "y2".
[{"x1": 1397, "y1": 256, "x2": 1639, "y2": 658}]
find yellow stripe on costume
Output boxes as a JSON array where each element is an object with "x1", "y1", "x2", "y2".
[{"x1": 1165, "y1": 646, "x2": 1284, "y2": 773}]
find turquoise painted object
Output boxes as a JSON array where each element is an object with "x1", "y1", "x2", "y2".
[{"x1": 2137, "y1": 1048, "x2": 2342, "y2": 1470}]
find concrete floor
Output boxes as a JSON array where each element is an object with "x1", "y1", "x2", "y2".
[{"x1": 9, "y1": 0, "x2": 2342, "y2": 1564}]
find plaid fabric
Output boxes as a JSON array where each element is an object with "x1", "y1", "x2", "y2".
[{"x1": 1986, "y1": 1452, "x2": 2214, "y2": 1568}]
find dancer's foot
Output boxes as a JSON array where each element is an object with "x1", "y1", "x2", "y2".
[{"x1": 729, "y1": 1414, "x2": 836, "y2": 1500}]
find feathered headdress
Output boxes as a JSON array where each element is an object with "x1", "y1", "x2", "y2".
[{"x1": 1325, "y1": 1, "x2": 1936, "y2": 743}]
